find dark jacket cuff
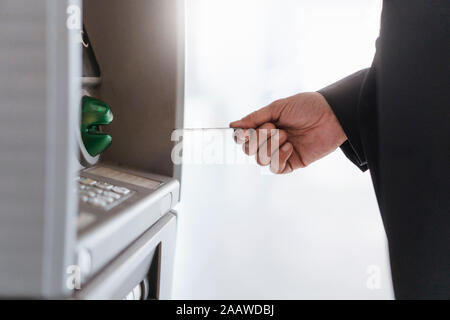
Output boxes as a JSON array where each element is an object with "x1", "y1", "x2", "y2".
[{"x1": 318, "y1": 70, "x2": 369, "y2": 171}]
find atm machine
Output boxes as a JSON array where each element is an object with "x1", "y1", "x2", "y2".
[{"x1": 0, "y1": 0, "x2": 184, "y2": 299}]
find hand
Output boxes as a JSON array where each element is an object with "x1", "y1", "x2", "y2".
[{"x1": 230, "y1": 92, "x2": 347, "y2": 174}]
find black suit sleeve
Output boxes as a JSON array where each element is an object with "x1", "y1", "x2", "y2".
[{"x1": 318, "y1": 70, "x2": 370, "y2": 172}]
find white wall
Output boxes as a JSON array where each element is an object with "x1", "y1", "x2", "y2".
[{"x1": 173, "y1": 0, "x2": 394, "y2": 299}]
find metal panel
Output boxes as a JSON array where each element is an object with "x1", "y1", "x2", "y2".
[
  {"x1": 83, "y1": 0, "x2": 185, "y2": 179},
  {"x1": 77, "y1": 166, "x2": 180, "y2": 279},
  {"x1": 75, "y1": 212, "x2": 177, "y2": 300},
  {"x1": 0, "y1": 0, "x2": 80, "y2": 298}
]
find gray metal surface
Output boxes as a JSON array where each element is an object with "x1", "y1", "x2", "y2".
[
  {"x1": 173, "y1": 0, "x2": 186, "y2": 185},
  {"x1": 75, "y1": 212, "x2": 177, "y2": 300},
  {"x1": 0, "y1": 0, "x2": 183, "y2": 299},
  {"x1": 83, "y1": 0, "x2": 185, "y2": 179},
  {"x1": 77, "y1": 165, "x2": 180, "y2": 279},
  {"x1": 0, "y1": 0, "x2": 80, "y2": 298}
]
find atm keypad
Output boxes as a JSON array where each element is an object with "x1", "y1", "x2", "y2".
[{"x1": 78, "y1": 178, "x2": 134, "y2": 211}]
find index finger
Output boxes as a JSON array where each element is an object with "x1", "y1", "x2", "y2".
[{"x1": 229, "y1": 105, "x2": 274, "y2": 129}]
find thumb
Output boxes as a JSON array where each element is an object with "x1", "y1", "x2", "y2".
[{"x1": 230, "y1": 105, "x2": 275, "y2": 129}]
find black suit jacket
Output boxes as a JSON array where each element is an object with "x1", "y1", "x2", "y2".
[{"x1": 319, "y1": 1, "x2": 449, "y2": 299}]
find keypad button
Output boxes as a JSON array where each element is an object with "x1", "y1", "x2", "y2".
[
  {"x1": 112, "y1": 186, "x2": 130, "y2": 195},
  {"x1": 95, "y1": 182, "x2": 114, "y2": 190},
  {"x1": 86, "y1": 186, "x2": 103, "y2": 194},
  {"x1": 86, "y1": 191, "x2": 96, "y2": 197},
  {"x1": 88, "y1": 198, "x2": 107, "y2": 207},
  {"x1": 80, "y1": 191, "x2": 96, "y2": 198},
  {"x1": 80, "y1": 177, "x2": 97, "y2": 186},
  {"x1": 103, "y1": 191, "x2": 121, "y2": 200},
  {"x1": 99, "y1": 196, "x2": 115, "y2": 204},
  {"x1": 78, "y1": 176, "x2": 133, "y2": 211}
]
